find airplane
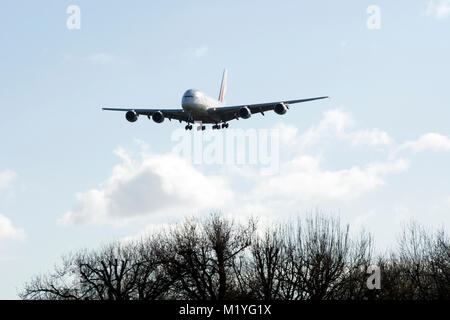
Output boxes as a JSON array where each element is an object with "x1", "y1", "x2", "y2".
[{"x1": 102, "y1": 69, "x2": 328, "y2": 130}]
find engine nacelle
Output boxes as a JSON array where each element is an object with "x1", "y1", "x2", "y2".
[
  {"x1": 274, "y1": 103, "x2": 288, "y2": 115},
  {"x1": 238, "y1": 106, "x2": 251, "y2": 119},
  {"x1": 125, "y1": 110, "x2": 138, "y2": 122},
  {"x1": 152, "y1": 111, "x2": 165, "y2": 123}
]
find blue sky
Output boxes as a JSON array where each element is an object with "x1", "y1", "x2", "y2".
[{"x1": 1, "y1": 1, "x2": 449, "y2": 298}]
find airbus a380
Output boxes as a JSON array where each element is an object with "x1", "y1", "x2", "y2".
[{"x1": 102, "y1": 69, "x2": 328, "y2": 130}]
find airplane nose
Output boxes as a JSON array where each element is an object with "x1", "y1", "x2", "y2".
[
  {"x1": 182, "y1": 89, "x2": 200, "y2": 108},
  {"x1": 183, "y1": 89, "x2": 200, "y2": 98}
]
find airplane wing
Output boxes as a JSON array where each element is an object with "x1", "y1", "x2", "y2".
[
  {"x1": 102, "y1": 107, "x2": 191, "y2": 122},
  {"x1": 209, "y1": 96, "x2": 329, "y2": 122}
]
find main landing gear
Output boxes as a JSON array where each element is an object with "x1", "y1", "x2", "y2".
[
  {"x1": 185, "y1": 124, "x2": 206, "y2": 131},
  {"x1": 212, "y1": 123, "x2": 229, "y2": 130}
]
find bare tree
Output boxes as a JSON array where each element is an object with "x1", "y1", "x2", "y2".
[
  {"x1": 154, "y1": 213, "x2": 256, "y2": 300},
  {"x1": 132, "y1": 237, "x2": 175, "y2": 300},
  {"x1": 277, "y1": 215, "x2": 351, "y2": 300},
  {"x1": 20, "y1": 254, "x2": 84, "y2": 300},
  {"x1": 243, "y1": 229, "x2": 284, "y2": 300},
  {"x1": 243, "y1": 215, "x2": 374, "y2": 300},
  {"x1": 433, "y1": 230, "x2": 450, "y2": 298},
  {"x1": 20, "y1": 213, "x2": 448, "y2": 301},
  {"x1": 20, "y1": 238, "x2": 172, "y2": 300},
  {"x1": 396, "y1": 222, "x2": 450, "y2": 299},
  {"x1": 337, "y1": 230, "x2": 375, "y2": 300}
]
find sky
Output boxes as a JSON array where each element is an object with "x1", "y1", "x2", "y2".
[{"x1": 0, "y1": 0, "x2": 449, "y2": 299}]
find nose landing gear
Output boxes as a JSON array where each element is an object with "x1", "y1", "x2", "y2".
[{"x1": 185, "y1": 124, "x2": 193, "y2": 130}]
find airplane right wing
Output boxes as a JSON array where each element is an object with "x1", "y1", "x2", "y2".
[{"x1": 209, "y1": 96, "x2": 329, "y2": 122}]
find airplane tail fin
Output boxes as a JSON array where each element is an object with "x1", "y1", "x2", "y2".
[{"x1": 218, "y1": 69, "x2": 227, "y2": 103}]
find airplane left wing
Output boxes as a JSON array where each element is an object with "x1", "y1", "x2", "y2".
[
  {"x1": 209, "y1": 96, "x2": 329, "y2": 122},
  {"x1": 102, "y1": 107, "x2": 191, "y2": 122}
]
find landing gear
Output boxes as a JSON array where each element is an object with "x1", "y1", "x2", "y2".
[
  {"x1": 212, "y1": 123, "x2": 229, "y2": 130},
  {"x1": 187, "y1": 123, "x2": 227, "y2": 130}
]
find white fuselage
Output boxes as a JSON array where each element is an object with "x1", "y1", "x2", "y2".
[{"x1": 181, "y1": 89, "x2": 224, "y2": 123}]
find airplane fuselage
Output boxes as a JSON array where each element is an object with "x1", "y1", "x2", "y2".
[{"x1": 181, "y1": 89, "x2": 224, "y2": 123}]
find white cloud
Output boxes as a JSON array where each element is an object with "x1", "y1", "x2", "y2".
[
  {"x1": 253, "y1": 114, "x2": 402, "y2": 205},
  {"x1": 0, "y1": 170, "x2": 16, "y2": 189},
  {"x1": 348, "y1": 129, "x2": 393, "y2": 146},
  {"x1": 298, "y1": 109, "x2": 353, "y2": 147},
  {"x1": 251, "y1": 155, "x2": 408, "y2": 204},
  {"x1": 297, "y1": 109, "x2": 393, "y2": 148},
  {"x1": 194, "y1": 46, "x2": 209, "y2": 58},
  {"x1": 60, "y1": 147, "x2": 233, "y2": 225},
  {"x1": 398, "y1": 133, "x2": 450, "y2": 153},
  {"x1": 425, "y1": 0, "x2": 450, "y2": 19},
  {"x1": 0, "y1": 214, "x2": 25, "y2": 243},
  {"x1": 275, "y1": 123, "x2": 299, "y2": 144}
]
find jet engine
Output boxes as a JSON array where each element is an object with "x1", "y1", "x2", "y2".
[
  {"x1": 125, "y1": 110, "x2": 138, "y2": 122},
  {"x1": 152, "y1": 111, "x2": 165, "y2": 123},
  {"x1": 238, "y1": 106, "x2": 251, "y2": 119},
  {"x1": 274, "y1": 103, "x2": 288, "y2": 115}
]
